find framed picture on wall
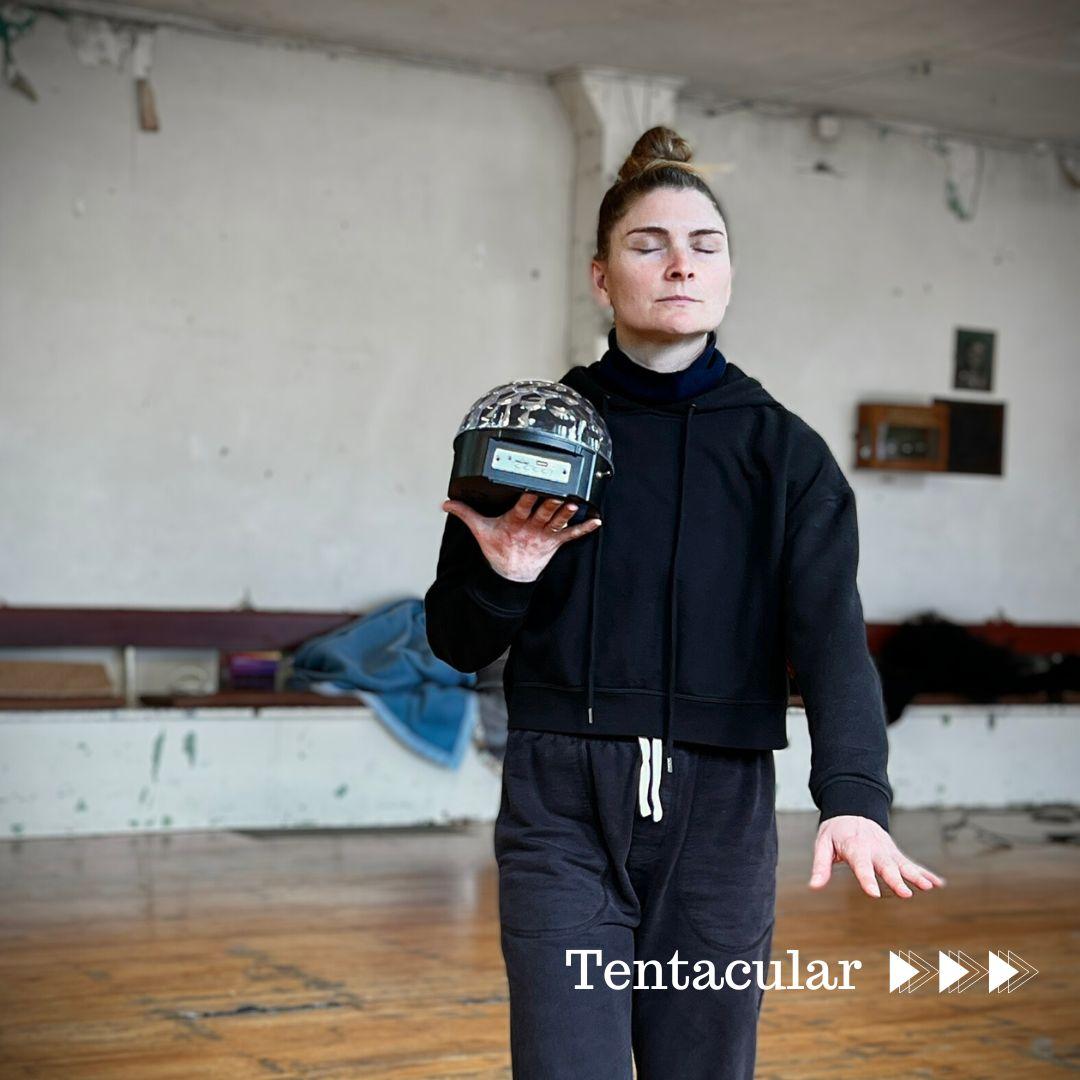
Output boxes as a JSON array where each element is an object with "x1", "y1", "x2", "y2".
[{"x1": 953, "y1": 327, "x2": 995, "y2": 391}]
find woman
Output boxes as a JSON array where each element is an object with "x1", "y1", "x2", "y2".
[{"x1": 425, "y1": 126, "x2": 945, "y2": 1079}]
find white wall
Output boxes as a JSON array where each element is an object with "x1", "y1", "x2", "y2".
[
  {"x1": 0, "y1": 17, "x2": 573, "y2": 609},
  {"x1": 5, "y1": 24, "x2": 1077, "y2": 620},
  {"x1": 3, "y1": 23, "x2": 1077, "y2": 840},
  {"x1": 680, "y1": 104, "x2": 1080, "y2": 622}
]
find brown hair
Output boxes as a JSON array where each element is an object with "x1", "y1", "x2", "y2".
[{"x1": 593, "y1": 126, "x2": 731, "y2": 263}]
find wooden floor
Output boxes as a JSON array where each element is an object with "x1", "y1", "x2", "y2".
[{"x1": 0, "y1": 808, "x2": 1077, "y2": 1079}]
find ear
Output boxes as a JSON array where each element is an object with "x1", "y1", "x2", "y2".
[{"x1": 590, "y1": 259, "x2": 612, "y2": 309}]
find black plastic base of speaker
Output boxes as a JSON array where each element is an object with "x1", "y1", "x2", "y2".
[{"x1": 448, "y1": 428, "x2": 611, "y2": 519}]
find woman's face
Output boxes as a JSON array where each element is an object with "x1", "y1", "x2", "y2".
[{"x1": 591, "y1": 186, "x2": 733, "y2": 342}]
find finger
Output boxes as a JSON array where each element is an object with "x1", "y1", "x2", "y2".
[
  {"x1": 851, "y1": 856, "x2": 881, "y2": 898},
  {"x1": 896, "y1": 861, "x2": 932, "y2": 889},
  {"x1": 507, "y1": 492, "x2": 541, "y2": 522},
  {"x1": 901, "y1": 861, "x2": 945, "y2": 889},
  {"x1": 441, "y1": 499, "x2": 485, "y2": 534},
  {"x1": 533, "y1": 497, "x2": 569, "y2": 528},
  {"x1": 893, "y1": 850, "x2": 945, "y2": 888},
  {"x1": 547, "y1": 501, "x2": 579, "y2": 531},
  {"x1": 808, "y1": 839, "x2": 834, "y2": 889},
  {"x1": 878, "y1": 860, "x2": 913, "y2": 899},
  {"x1": 555, "y1": 517, "x2": 602, "y2": 543}
]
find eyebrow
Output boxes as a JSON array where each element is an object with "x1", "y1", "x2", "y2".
[{"x1": 624, "y1": 226, "x2": 726, "y2": 239}]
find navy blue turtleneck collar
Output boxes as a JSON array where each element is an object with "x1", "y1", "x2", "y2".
[{"x1": 589, "y1": 327, "x2": 728, "y2": 404}]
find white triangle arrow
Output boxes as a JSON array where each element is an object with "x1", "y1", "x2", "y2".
[
  {"x1": 905, "y1": 950, "x2": 937, "y2": 993},
  {"x1": 988, "y1": 950, "x2": 1020, "y2": 992},
  {"x1": 956, "y1": 949, "x2": 987, "y2": 992},
  {"x1": 938, "y1": 951, "x2": 968, "y2": 991},
  {"x1": 890, "y1": 950, "x2": 920, "y2": 992},
  {"x1": 1001, "y1": 951, "x2": 1038, "y2": 992}
]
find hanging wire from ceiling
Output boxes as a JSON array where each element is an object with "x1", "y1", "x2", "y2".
[{"x1": 1, "y1": 4, "x2": 39, "y2": 100}]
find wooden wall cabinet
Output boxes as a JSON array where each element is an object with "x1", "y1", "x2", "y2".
[
  {"x1": 856, "y1": 403, "x2": 950, "y2": 472},
  {"x1": 856, "y1": 399, "x2": 1005, "y2": 476}
]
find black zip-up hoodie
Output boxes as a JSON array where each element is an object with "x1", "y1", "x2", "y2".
[{"x1": 425, "y1": 348, "x2": 893, "y2": 832}]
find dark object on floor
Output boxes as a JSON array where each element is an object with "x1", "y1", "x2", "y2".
[
  {"x1": 941, "y1": 805, "x2": 1080, "y2": 848},
  {"x1": 875, "y1": 611, "x2": 1080, "y2": 724}
]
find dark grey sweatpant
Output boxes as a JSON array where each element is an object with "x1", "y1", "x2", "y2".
[{"x1": 494, "y1": 729, "x2": 778, "y2": 1080}]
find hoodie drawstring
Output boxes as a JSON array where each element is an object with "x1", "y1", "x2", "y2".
[
  {"x1": 585, "y1": 393, "x2": 609, "y2": 729},
  {"x1": 585, "y1": 395, "x2": 697, "y2": 823},
  {"x1": 647, "y1": 401, "x2": 696, "y2": 821}
]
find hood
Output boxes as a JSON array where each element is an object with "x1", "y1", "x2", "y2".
[{"x1": 559, "y1": 358, "x2": 782, "y2": 415}]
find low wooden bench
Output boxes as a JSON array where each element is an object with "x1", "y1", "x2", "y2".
[
  {"x1": 0, "y1": 606, "x2": 1076, "y2": 710},
  {"x1": 0, "y1": 607, "x2": 357, "y2": 710}
]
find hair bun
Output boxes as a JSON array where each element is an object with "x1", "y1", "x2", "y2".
[{"x1": 617, "y1": 126, "x2": 694, "y2": 184}]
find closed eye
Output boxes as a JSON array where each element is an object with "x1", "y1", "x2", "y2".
[{"x1": 633, "y1": 247, "x2": 720, "y2": 254}]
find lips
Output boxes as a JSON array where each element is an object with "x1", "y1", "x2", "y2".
[{"x1": 658, "y1": 296, "x2": 700, "y2": 302}]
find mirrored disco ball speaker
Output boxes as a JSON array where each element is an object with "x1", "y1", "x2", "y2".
[{"x1": 450, "y1": 380, "x2": 614, "y2": 518}]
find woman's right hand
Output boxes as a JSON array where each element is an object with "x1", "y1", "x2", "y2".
[{"x1": 441, "y1": 492, "x2": 602, "y2": 583}]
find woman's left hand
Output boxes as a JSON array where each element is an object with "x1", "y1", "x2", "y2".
[{"x1": 808, "y1": 815, "x2": 947, "y2": 899}]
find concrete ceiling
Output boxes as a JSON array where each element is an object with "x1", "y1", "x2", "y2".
[{"x1": 44, "y1": 0, "x2": 1080, "y2": 144}]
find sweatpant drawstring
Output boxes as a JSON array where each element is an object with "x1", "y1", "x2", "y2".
[{"x1": 637, "y1": 736, "x2": 664, "y2": 821}]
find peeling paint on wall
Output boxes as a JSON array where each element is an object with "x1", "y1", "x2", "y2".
[{"x1": 150, "y1": 730, "x2": 166, "y2": 781}]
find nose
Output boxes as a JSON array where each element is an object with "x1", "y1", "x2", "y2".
[{"x1": 665, "y1": 246, "x2": 694, "y2": 280}]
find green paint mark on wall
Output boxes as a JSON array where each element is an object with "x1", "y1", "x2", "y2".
[
  {"x1": 11, "y1": 823, "x2": 23, "y2": 834},
  {"x1": 183, "y1": 730, "x2": 197, "y2": 766},
  {"x1": 76, "y1": 741, "x2": 91, "y2": 755},
  {"x1": 138, "y1": 786, "x2": 150, "y2": 805},
  {"x1": 334, "y1": 784, "x2": 348, "y2": 798},
  {"x1": 162, "y1": 815, "x2": 173, "y2": 826},
  {"x1": 75, "y1": 798, "x2": 87, "y2": 812},
  {"x1": 128, "y1": 818, "x2": 139, "y2": 827},
  {"x1": 150, "y1": 730, "x2": 166, "y2": 781}
]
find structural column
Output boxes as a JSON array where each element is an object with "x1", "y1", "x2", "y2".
[{"x1": 552, "y1": 67, "x2": 685, "y2": 368}]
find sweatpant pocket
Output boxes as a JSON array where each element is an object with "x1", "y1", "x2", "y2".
[
  {"x1": 674, "y1": 746, "x2": 778, "y2": 953},
  {"x1": 493, "y1": 730, "x2": 612, "y2": 937}
]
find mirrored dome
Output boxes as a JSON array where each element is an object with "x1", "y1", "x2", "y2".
[{"x1": 455, "y1": 380, "x2": 613, "y2": 462}]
